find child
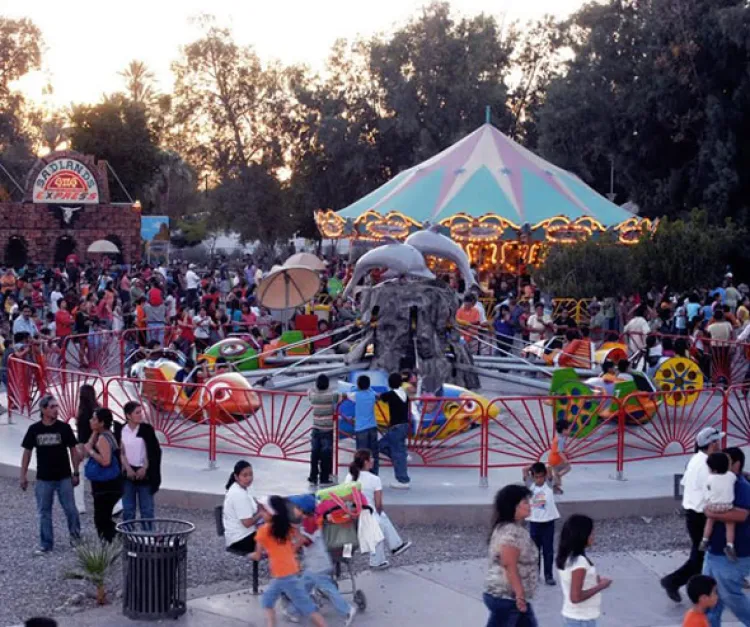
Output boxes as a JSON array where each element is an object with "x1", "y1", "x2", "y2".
[
  {"x1": 307, "y1": 374, "x2": 339, "y2": 488},
  {"x1": 286, "y1": 497, "x2": 357, "y2": 625},
  {"x1": 523, "y1": 462, "x2": 560, "y2": 586},
  {"x1": 557, "y1": 514, "x2": 612, "y2": 627},
  {"x1": 249, "y1": 495, "x2": 327, "y2": 627},
  {"x1": 548, "y1": 419, "x2": 572, "y2": 495},
  {"x1": 347, "y1": 376, "x2": 379, "y2": 475},
  {"x1": 683, "y1": 574, "x2": 718, "y2": 627},
  {"x1": 377, "y1": 373, "x2": 410, "y2": 489},
  {"x1": 699, "y1": 452, "x2": 737, "y2": 560}
]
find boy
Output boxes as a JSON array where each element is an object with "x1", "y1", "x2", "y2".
[
  {"x1": 347, "y1": 375, "x2": 379, "y2": 475},
  {"x1": 683, "y1": 575, "x2": 718, "y2": 627},
  {"x1": 523, "y1": 462, "x2": 559, "y2": 586},
  {"x1": 548, "y1": 419, "x2": 572, "y2": 494},
  {"x1": 378, "y1": 373, "x2": 410, "y2": 489},
  {"x1": 307, "y1": 374, "x2": 339, "y2": 488}
]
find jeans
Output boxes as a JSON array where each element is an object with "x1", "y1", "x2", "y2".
[
  {"x1": 122, "y1": 479, "x2": 155, "y2": 522},
  {"x1": 663, "y1": 509, "x2": 705, "y2": 590},
  {"x1": 562, "y1": 620, "x2": 597, "y2": 627},
  {"x1": 482, "y1": 594, "x2": 538, "y2": 627},
  {"x1": 287, "y1": 570, "x2": 351, "y2": 617},
  {"x1": 309, "y1": 429, "x2": 333, "y2": 484},
  {"x1": 703, "y1": 552, "x2": 750, "y2": 627},
  {"x1": 355, "y1": 427, "x2": 379, "y2": 475},
  {"x1": 529, "y1": 520, "x2": 555, "y2": 581},
  {"x1": 379, "y1": 423, "x2": 410, "y2": 484},
  {"x1": 370, "y1": 511, "x2": 404, "y2": 566},
  {"x1": 93, "y1": 490, "x2": 121, "y2": 543},
  {"x1": 35, "y1": 479, "x2": 81, "y2": 550},
  {"x1": 261, "y1": 574, "x2": 317, "y2": 616},
  {"x1": 147, "y1": 322, "x2": 165, "y2": 345}
]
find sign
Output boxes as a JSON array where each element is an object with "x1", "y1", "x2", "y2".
[
  {"x1": 33, "y1": 158, "x2": 100, "y2": 204},
  {"x1": 141, "y1": 216, "x2": 170, "y2": 242}
]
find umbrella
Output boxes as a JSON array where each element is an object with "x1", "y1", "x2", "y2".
[
  {"x1": 256, "y1": 265, "x2": 321, "y2": 310},
  {"x1": 87, "y1": 240, "x2": 119, "y2": 254},
  {"x1": 284, "y1": 252, "x2": 327, "y2": 272}
]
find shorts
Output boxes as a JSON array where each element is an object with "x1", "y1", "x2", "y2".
[
  {"x1": 551, "y1": 462, "x2": 571, "y2": 474},
  {"x1": 706, "y1": 502, "x2": 733, "y2": 513},
  {"x1": 261, "y1": 574, "x2": 317, "y2": 616}
]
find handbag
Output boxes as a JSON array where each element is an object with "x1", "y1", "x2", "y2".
[{"x1": 84, "y1": 433, "x2": 121, "y2": 482}]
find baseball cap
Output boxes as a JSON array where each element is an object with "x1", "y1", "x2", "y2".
[{"x1": 695, "y1": 427, "x2": 725, "y2": 448}]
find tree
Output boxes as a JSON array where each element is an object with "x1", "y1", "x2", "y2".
[
  {"x1": 537, "y1": 0, "x2": 750, "y2": 220},
  {"x1": 68, "y1": 95, "x2": 161, "y2": 204},
  {"x1": 118, "y1": 60, "x2": 156, "y2": 107}
]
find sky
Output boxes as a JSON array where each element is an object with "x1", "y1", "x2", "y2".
[{"x1": 3, "y1": 0, "x2": 587, "y2": 109}]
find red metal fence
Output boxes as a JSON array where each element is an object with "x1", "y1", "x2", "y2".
[{"x1": 8, "y1": 356, "x2": 750, "y2": 485}]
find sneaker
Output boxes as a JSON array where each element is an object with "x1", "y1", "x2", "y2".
[
  {"x1": 725, "y1": 544, "x2": 738, "y2": 562},
  {"x1": 545, "y1": 577, "x2": 556, "y2": 586},
  {"x1": 390, "y1": 481, "x2": 410, "y2": 490},
  {"x1": 33, "y1": 547, "x2": 52, "y2": 556},
  {"x1": 281, "y1": 604, "x2": 300, "y2": 623},
  {"x1": 319, "y1": 480, "x2": 337, "y2": 488},
  {"x1": 698, "y1": 538, "x2": 709, "y2": 553},
  {"x1": 371, "y1": 561, "x2": 390, "y2": 570},
  {"x1": 345, "y1": 605, "x2": 358, "y2": 626},
  {"x1": 660, "y1": 576, "x2": 681, "y2": 603},
  {"x1": 392, "y1": 541, "x2": 412, "y2": 557}
]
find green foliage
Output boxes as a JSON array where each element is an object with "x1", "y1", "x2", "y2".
[
  {"x1": 535, "y1": 211, "x2": 748, "y2": 297},
  {"x1": 65, "y1": 538, "x2": 121, "y2": 604},
  {"x1": 68, "y1": 95, "x2": 161, "y2": 204}
]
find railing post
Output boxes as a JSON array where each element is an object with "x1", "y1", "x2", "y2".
[
  {"x1": 722, "y1": 387, "x2": 730, "y2": 447},
  {"x1": 208, "y1": 387, "x2": 217, "y2": 470},
  {"x1": 479, "y1": 404, "x2": 489, "y2": 488},
  {"x1": 101, "y1": 376, "x2": 109, "y2": 409},
  {"x1": 615, "y1": 397, "x2": 625, "y2": 481},
  {"x1": 333, "y1": 403, "x2": 340, "y2": 478}
]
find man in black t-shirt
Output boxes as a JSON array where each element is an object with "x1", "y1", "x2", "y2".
[
  {"x1": 377, "y1": 372, "x2": 411, "y2": 489},
  {"x1": 20, "y1": 394, "x2": 81, "y2": 555}
]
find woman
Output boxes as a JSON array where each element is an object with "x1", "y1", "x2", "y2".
[
  {"x1": 222, "y1": 460, "x2": 264, "y2": 553},
  {"x1": 85, "y1": 408, "x2": 122, "y2": 543},
  {"x1": 74, "y1": 384, "x2": 99, "y2": 514},
  {"x1": 484, "y1": 484, "x2": 538, "y2": 626},
  {"x1": 557, "y1": 514, "x2": 612, "y2": 626},
  {"x1": 345, "y1": 449, "x2": 411, "y2": 570},
  {"x1": 118, "y1": 401, "x2": 162, "y2": 522}
]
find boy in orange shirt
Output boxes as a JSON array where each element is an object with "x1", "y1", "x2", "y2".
[
  {"x1": 549, "y1": 419, "x2": 572, "y2": 495},
  {"x1": 683, "y1": 574, "x2": 717, "y2": 627}
]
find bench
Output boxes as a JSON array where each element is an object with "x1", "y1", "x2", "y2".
[{"x1": 214, "y1": 505, "x2": 260, "y2": 594}]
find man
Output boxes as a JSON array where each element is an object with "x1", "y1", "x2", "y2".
[
  {"x1": 13, "y1": 304, "x2": 38, "y2": 338},
  {"x1": 661, "y1": 427, "x2": 724, "y2": 602},
  {"x1": 20, "y1": 395, "x2": 81, "y2": 555},
  {"x1": 527, "y1": 303, "x2": 553, "y2": 344},
  {"x1": 185, "y1": 264, "x2": 200, "y2": 309},
  {"x1": 702, "y1": 446, "x2": 750, "y2": 627}
]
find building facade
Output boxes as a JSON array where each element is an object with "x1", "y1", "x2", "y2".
[{"x1": 0, "y1": 150, "x2": 141, "y2": 267}]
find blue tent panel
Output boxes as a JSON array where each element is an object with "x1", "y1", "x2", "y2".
[
  {"x1": 520, "y1": 168, "x2": 587, "y2": 224},
  {"x1": 557, "y1": 172, "x2": 633, "y2": 227},
  {"x1": 434, "y1": 166, "x2": 523, "y2": 224}
]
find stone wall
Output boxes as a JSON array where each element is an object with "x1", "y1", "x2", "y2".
[{"x1": 0, "y1": 202, "x2": 141, "y2": 265}]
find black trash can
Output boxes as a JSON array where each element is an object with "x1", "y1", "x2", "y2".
[{"x1": 116, "y1": 519, "x2": 195, "y2": 620}]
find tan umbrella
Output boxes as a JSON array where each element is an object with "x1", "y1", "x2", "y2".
[
  {"x1": 256, "y1": 265, "x2": 321, "y2": 310},
  {"x1": 87, "y1": 239, "x2": 119, "y2": 254},
  {"x1": 284, "y1": 252, "x2": 327, "y2": 272}
]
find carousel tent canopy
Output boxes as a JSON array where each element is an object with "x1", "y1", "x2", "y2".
[{"x1": 319, "y1": 122, "x2": 646, "y2": 241}]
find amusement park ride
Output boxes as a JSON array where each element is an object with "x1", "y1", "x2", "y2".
[{"x1": 123, "y1": 227, "x2": 708, "y2": 443}]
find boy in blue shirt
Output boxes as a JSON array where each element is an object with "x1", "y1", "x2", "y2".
[{"x1": 347, "y1": 375, "x2": 379, "y2": 475}]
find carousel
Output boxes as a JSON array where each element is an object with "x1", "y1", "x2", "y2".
[{"x1": 315, "y1": 118, "x2": 657, "y2": 273}]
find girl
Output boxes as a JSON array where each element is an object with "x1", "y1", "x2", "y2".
[
  {"x1": 250, "y1": 495, "x2": 327, "y2": 627},
  {"x1": 222, "y1": 461, "x2": 263, "y2": 554},
  {"x1": 557, "y1": 514, "x2": 613, "y2": 627},
  {"x1": 345, "y1": 449, "x2": 411, "y2": 569},
  {"x1": 85, "y1": 408, "x2": 122, "y2": 543},
  {"x1": 119, "y1": 401, "x2": 161, "y2": 522},
  {"x1": 74, "y1": 384, "x2": 99, "y2": 514}
]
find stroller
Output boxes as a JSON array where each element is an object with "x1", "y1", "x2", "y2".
[{"x1": 286, "y1": 484, "x2": 369, "y2": 614}]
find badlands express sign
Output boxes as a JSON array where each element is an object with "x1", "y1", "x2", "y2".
[{"x1": 33, "y1": 158, "x2": 100, "y2": 204}]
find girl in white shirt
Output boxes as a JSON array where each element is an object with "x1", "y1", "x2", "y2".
[
  {"x1": 556, "y1": 514, "x2": 613, "y2": 627},
  {"x1": 345, "y1": 449, "x2": 412, "y2": 569},
  {"x1": 222, "y1": 460, "x2": 264, "y2": 553}
]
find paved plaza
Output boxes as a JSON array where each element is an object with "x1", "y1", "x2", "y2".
[{"x1": 31, "y1": 552, "x2": 739, "y2": 627}]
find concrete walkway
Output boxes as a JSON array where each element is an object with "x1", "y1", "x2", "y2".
[{"x1": 40, "y1": 551, "x2": 741, "y2": 627}]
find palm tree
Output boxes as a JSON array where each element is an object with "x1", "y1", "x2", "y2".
[{"x1": 119, "y1": 60, "x2": 156, "y2": 106}]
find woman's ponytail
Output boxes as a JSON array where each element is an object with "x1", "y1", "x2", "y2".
[{"x1": 349, "y1": 449, "x2": 371, "y2": 481}]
